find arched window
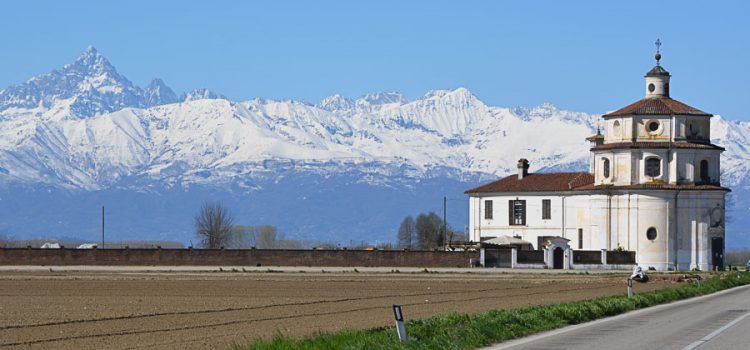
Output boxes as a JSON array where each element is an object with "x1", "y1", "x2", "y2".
[
  {"x1": 603, "y1": 158, "x2": 610, "y2": 178},
  {"x1": 645, "y1": 157, "x2": 661, "y2": 178},
  {"x1": 700, "y1": 160, "x2": 709, "y2": 183},
  {"x1": 612, "y1": 121, "x2": 621, "y2": 138}
]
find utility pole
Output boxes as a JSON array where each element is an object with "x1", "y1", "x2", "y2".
[
  {"x1": 443, "y1": 196, "x2": 447, "y2": 248},
  {"x1": 101, "y1": 206, "x2": 105, "y2": 249}
]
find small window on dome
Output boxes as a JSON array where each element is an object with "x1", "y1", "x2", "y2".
[
  {"x1": 603, "y1": 158, "x2": 610, "y2": 178},
  {"x1": 647, "y1": 227, "x2": 657, "y2": 240},
  {"x1": 648, "y1": 83, "x2": 655, "y2": 93}
]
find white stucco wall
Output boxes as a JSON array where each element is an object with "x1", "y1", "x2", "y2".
[
  {"x1": 467, "y1": 189, "x2": 726, "y2": 271},
  {"x1": 469, "y1": 193, "x2": 566, "y2": 247}
]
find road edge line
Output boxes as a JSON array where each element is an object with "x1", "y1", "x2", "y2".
[
  {"x1": 484, "y1": 283, "x2": 750, "y2": 350},
  {"x1": 681, "y1": 311, "x2": 750, "y2": 350}
]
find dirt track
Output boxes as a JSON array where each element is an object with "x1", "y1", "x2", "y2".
[{"x1": 0, "y1": 270, "x2": 679, "y2": 349}]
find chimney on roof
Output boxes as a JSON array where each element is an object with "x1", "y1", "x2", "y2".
[{"x1": 517, "y1": 159, "x2": 529, "y2": 180}]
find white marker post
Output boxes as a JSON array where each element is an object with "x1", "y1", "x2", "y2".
[
  {"x1": 627, "y1": 278, "x2": 633, "y2": 298},
  {"x1": 392, "y1": 304, "x2": 408, "y2": 343}
]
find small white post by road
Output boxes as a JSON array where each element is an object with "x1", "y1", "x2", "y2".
[
  {"x1": 392, "y1": 304, "x2": 408, "y2": 343},
  {"x1": 627, "y1": 278, "x2": 633, "y2": 298}
]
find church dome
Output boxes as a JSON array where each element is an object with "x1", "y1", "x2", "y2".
[{"x1": 645, "y1": 65, "x2": 670, "y2": 77}]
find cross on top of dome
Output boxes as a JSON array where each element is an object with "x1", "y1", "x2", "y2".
[
  {"x1": 646, "y1": 39, "x2": 670, "y2": 77},
  {"x1": 655, "y1": 39, "x2": 662, "y2": 66}
]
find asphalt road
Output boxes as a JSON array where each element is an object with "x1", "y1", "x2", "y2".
[{"x1": 486, "y1": 283, "x2": 750, "y2": 350}]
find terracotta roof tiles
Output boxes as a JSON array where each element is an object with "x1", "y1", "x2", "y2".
[
  {"x1": 465, "y1": 172, "x2": 594, "y2": 194},
  {"x1": 603, "y1": 98, "x2": 711, "y2": 117}
]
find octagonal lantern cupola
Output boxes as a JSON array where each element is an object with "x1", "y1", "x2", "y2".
[{"x1": 645, "y1": 39, "x2": 670, "y2": 98}]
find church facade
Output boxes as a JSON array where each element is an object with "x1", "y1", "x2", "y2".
[{"x1": 466, "y1": 48, "x2": 729, "y2": 271}]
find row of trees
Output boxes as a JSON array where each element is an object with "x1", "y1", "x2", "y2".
[
  {"x1": 194, "y1": 201, "x2": 307, "y2": 249},
  {"x1": 195, "y1": 201, "x2": 290, "y2": 249},
  {"x1": 195, "y1": 201, "x2": 466, "y2": 250},
  {"x1": 229, "y1": 225, "x2": 304, "y2": 249},
  {"x1": 396, "y1": 212, "x2": 466, "y2": 250}
]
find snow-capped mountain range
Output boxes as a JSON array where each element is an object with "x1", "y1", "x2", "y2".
[{"x1": 0, "y1": 47, "x2": 748, "y2": 245}]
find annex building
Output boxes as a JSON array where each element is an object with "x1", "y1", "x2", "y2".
[{"x1": 466, "y1": 45, "x2": 729, "y2": 271}]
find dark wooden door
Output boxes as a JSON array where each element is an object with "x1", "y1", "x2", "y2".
[
  {"x1": 712, "y1": 237, "x2": 724, "y2": 271},
  {"x1": 553, "y1": 247, "x2": 564, "y2": 269}
]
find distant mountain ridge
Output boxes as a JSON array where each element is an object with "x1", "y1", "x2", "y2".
[
  {"x1": 0, "y1": 47, "x2": 748, "y2": 246},
  {"x1": 0, "y1": 46, "x2": 224, "y2": 119}
]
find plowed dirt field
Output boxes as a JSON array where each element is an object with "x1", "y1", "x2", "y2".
[{"x1": 0, "y1": 270, "x2": 679, "y2": 349}]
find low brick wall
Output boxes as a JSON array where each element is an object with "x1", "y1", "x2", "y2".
[{"x1": 0, "y1": 248, "x2": 479, "y2": 268}]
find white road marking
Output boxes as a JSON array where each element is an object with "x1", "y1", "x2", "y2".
[
  {"x1": 483, "y1": 285, "x2": 750, "y2": 350},
  {"x1": 681, "y1": 311, "x2": 750, "y2": 350}
]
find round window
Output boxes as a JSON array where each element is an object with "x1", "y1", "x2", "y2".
[
  {"x1": 647, "y1": 121, "x2": 660, "y2": 132},
  {"x1": 648, "y1": 83, "x2": 656, "y2": 92},
  {"x1": 646, "y1": 227, "x2": 657, "y2": 240}
]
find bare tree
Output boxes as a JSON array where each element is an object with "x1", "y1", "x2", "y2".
[
  {"x1": 445, "y1": 225, "x2": 468, "y2": 246},
  {"x1": 229, "y1": 225, "x2": 256, "y2": 248},
  {"x1": 397, "y1": 216, "x2": 416, "y2": 248},
  {"x1": 255, "y1": 225, "x2": 278, "y2": 249},
  {"x1": 195, "y1": 201, "x2": 235, "y2": 248},
  {"x1": 415, "y1": 212, "x2": 443, "y2": 250}
]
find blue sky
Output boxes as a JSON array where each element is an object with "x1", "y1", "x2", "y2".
[{"x1": 1, "y1": 1, "x2": 748, "y2": 120}]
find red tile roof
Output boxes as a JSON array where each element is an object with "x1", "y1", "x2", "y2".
[
  {"x1": 592, "y1": 141, "x2": 725, "y2": 151},
  {"x1": 465, "y1": 172, "x2": 594, "y2": 193},
  {"x1": 603, "y1": 98, "x2": 711, "y2": 117}
]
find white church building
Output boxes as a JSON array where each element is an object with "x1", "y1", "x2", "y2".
[{"x1": 466, "y1": 46, "x2": 729, "y2": 271}]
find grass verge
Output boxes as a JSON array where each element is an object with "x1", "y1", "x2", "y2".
[{"x1": 235, "y1": 273, "x2": 750, "y2": 350}]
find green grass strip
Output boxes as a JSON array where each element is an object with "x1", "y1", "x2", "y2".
[{"x1": 235, "y1": 273, "x2": 750, "y2": 350}]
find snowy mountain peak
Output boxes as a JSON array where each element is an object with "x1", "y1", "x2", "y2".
[
  {"x1": 181, "y1": 88, "x2": 227, "y2": 102},
  {"x1": 511, "y1": 102, "x2": 597, "y2": 129},
  {"x1": 72, "y1": 45, "x2": 113, "y2": 73},
  {"x1": 355, "y1": 91, "x2": 407, "y2": 111},
  {"x1": 144, "y1": 78, "x2": 178, "y2": 106},
  {"x1": 0, "y1": 46, "x2": 146, "y2": 118},
  {"x1": 423, "y1": 87, "x2": 474, "y2": 99},
  {"x1": 359, "y1": 91, "x2": 407, "y2": 105},
  {"x1": 512, "y1": 101, "x2": 559, "y2": 116},
  {"x1": 82, "y1": 44, "x2": 98, "y2": 56},
  {"x1": 317, "y1": 94, "x2": 354, "y2": 111}
]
